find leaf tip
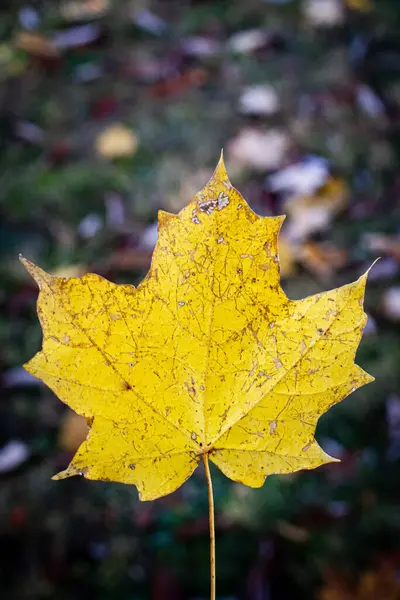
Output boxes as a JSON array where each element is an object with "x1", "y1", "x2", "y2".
[
  {"x1": 52, "y1": 470, "x2": 70, "y2": 481},
  {"x1": 361, "y1": 370, "x2": 375, "y2": 386},
  {"x1": 52, "y1": 464, "x2": 86, "y2": 480},
  {"x1": 276, "y1": 214, "x2": 286, "y2": 228},
  {"x1": 20, "y1": 256, "x2": 52, "y2": 289},
  {"x1": 359, "y1": 257, "x2": 380, "y2": 284},
  {"x1": 209, "y1": 150, "x2": 231, "y2": 188},
  {"x1": 317, "y1": 447, "x2": 341, "y2": 466}
]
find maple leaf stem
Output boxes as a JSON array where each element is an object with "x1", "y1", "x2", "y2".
[{"x1": 203, "y1": 453, "x2": 216, "y2": 600}]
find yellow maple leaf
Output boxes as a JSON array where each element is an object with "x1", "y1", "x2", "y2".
[{"x1": 21, "y1": 156, "x2": 373, "y2": 502}]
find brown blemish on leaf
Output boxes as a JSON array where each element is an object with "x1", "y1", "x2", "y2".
[
  {"x1": 269, "y1": 421, "x2": 277, "y2": 434},
  {"x1": 199, "y1": 192, "x2": 230, "y2": 215},
  {"x1": 191, "y1": 209, "x2": 201, "y2": 224}
]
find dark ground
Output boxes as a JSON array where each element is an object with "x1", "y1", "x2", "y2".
[{"x1": 1, "y1": 1, "x2": 400, "y2": 599}]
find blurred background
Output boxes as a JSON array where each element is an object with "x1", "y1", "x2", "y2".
[{"x1": 1, "y1": 0, "x2": 400, "y2": 598}]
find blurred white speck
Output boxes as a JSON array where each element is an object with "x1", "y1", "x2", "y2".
[
  {"x1": 78, "y1": 214, "x2": 103, "y2": 239},
  {"x1": 363, "y1": 233, "x2": 392, "y2": 253},
  {"x1": 357, "y1": 85, "x2": 385, "y2": 117},
  {"x1": 303, "y1": 0, "x2": 344, "y2": 27},
  {"x1": 228, "y1": 128, "x2": 289, "y2": 171},
  {"x1": 238, "y1": 84, "x2": 280, "y2": 116},
  {"x1": 269, "y1": 156, "x2": 329, "y2": 198},
  {"x1": 132, "y1": 9, "x2": 167, "y2": 35},
  {"x1": 105, "y1": 192, "x2": 126, "y2": 228},
  {"x1": 228, "y1": 29, "x2": 268, "y2": 54},
  {"x1": 182, "y1": 36, "x2": 220, "y2": 58},
  {"x1": 54, "y1": 24, "x2": 101, "y2": 49},
  {"x1": 15, "y1": 121, "x2": 43, "y2": 144},
  {"x1": 19, "y1": 6, "x2": 40, "y2": 30},
  {"x1": 0, "y1": 441, "x2": 30, "y2": 473},
  {"x1": 139, "y1": 222, "x2": 158, "y2": 250},
  {"x1": 383, "y1": 286, "x2": 400, "y2": 321}
]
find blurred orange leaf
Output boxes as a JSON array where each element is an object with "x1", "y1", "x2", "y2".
[
  {"x1": 59, "y1": 410, "x2": 89, "y2": 453},
  {"x1": 285, "y1": 176, "x2": 348, "y2": 241},
  {"x1": 300, "y1": 241, "x2": 348, "y2": 279},
  {"x1": 346, "y1": 0, "x2": 373, "y2": 12},
  {"x1": 15, "y1": 32, "x2": 58, "y2": 58},
  {"x1": 320, "y1": 562, "x2": 400, "y2": 600}
]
